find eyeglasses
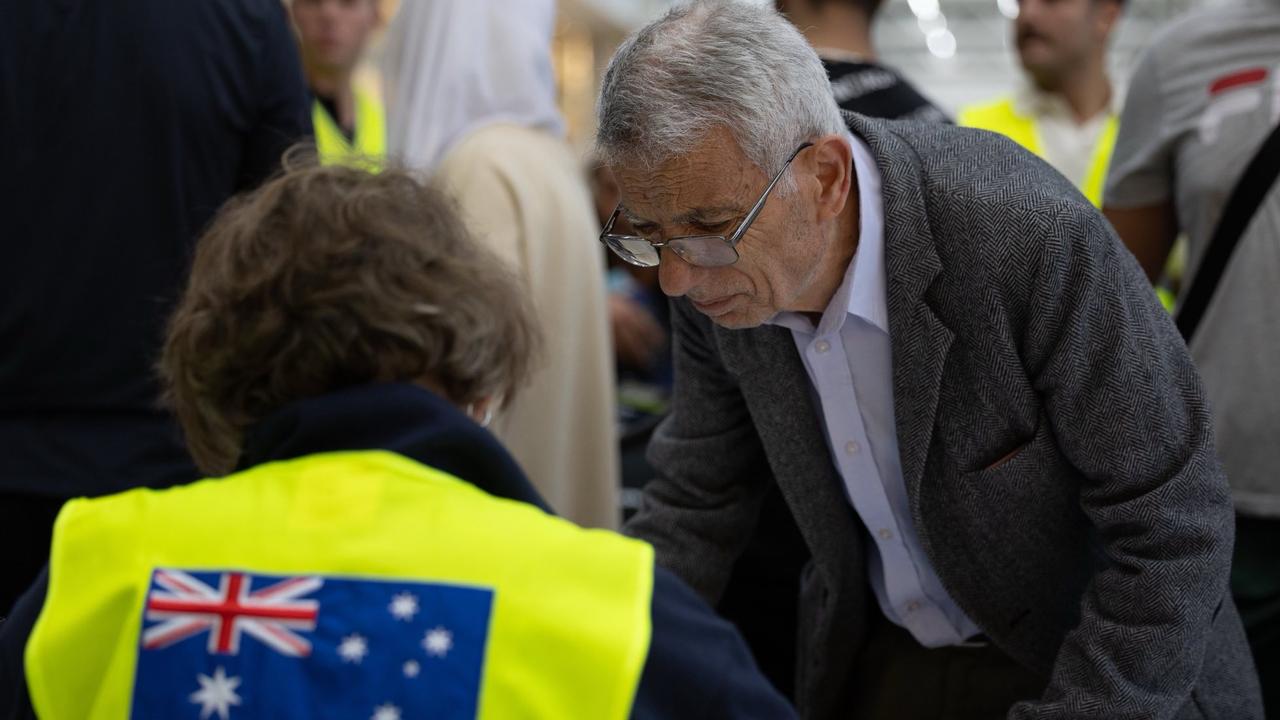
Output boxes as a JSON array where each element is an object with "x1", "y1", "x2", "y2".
[{"x1": 599, "y1": 142, "x2": 814, "y2": 268}]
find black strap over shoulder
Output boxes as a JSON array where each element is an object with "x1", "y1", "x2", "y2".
[{"x1": 1177, "y1": 120, "x2": 1280, "y2": 342}]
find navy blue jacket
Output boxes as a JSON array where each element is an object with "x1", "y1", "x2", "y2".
[
  {"x1": 0, "y1": 0, "x2": 312, "y2": 498},
  {"x1": 0, "y1": 384, "x2": 794, "y2": 718}
]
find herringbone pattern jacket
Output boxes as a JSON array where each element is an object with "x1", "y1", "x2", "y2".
[{"x1": 625, "y1": 113, "x2": 1263, "y2": 719}]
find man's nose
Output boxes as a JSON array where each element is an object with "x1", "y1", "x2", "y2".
[
  {"x1": 658, "y1": 251, "x2": 698, "y2": 298},
  {"x1": 319, "y1": 0, "x2": 341, "y2": 20}
]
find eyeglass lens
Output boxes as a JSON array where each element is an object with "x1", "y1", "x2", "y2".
[
  {"x1": 605, "y1": 235, "x2": 741, "y2": 268},
  {"x1": 605, "y1": 235, "x2": 661, "y2": 267}
]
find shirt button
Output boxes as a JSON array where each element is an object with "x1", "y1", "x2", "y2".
[
  {"x1": 906, "y1": 601, "x2": 921, "y2": 614},
  {"x1": 878, "y1": 528, "x2": 893, "y2": 540},
  {"x1": 815, "y1": 340, "x2": 831, "y2": 353},
  {"x1": 845, "y1": 440, "x2": 860, "y2": 455}
]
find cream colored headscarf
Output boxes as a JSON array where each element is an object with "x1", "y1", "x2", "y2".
[{"x1": 381, "y1": 0, "x2": 566, "y2": 172}]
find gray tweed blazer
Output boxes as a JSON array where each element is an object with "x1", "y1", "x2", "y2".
[{"x1": 625, "y1": 113, "x2": 1263, "y2": 719}]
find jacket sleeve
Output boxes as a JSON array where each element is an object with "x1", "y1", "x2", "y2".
[
  {"x1": 1008, "y1": 200, "x2": 1237, "y2": 719},
  {"x1": 622, "y1": 298, "x2": 773, "y2": 603},
  {"x1": 0, "y1": 568, "x2": 46, "y2": 720},
  {"x1": 632, "y1": 566, "x2": 796, "y2": 719}
]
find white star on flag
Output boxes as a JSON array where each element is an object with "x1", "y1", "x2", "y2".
[
  {"x1": 402, "y1": 659, "x2": 421, "y2": 678},
  {"x1": 338, "y1": 633, "x2": 369, "y2": 664},
  {"x1": 189, "y1": 666, "x2": 241, "y2": 720},
  {"x1": 371, "y1": 703, "x2": 402, "y2": 720},
  {"x1": 423, "y1": 626, "x2": 453, "y2": 658},
  {"x1": 388, "y1": 592, "x2": 419, "y2": 622}
]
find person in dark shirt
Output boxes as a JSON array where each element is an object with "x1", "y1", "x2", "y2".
[
  {"x1": 778, "y1": 0, "x2": 949, "y2": 122},
  {"x1": 823, "y1": 53, "x2": 949, "y2": 122},
  {"x1": 0, "y1": 0, "x2": 312, "y2": 614},
  {"x1": 711, "y1": 1, "x2": 949, "y2": 699}
]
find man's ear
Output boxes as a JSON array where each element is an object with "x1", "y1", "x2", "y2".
[{"x1": 808, "y1": 133, "x2": 854, "y2": 222}]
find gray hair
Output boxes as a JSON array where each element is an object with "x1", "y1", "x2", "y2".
[{"x1": 595, "y1": 0, "x2": 844, "y2": 187}]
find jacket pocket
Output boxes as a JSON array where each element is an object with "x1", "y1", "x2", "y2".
[
  {"x1": 961, "y1": 416, "x2": 1072, "y2": 508},
  {"x1": 982, "y1": 437, "x2": 1034, "y2": 472},
  {"x1": 967, "y1": 415, "x2": 1047, "y2": 476}
]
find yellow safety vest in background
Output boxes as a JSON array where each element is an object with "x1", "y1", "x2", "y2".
[
  {"x1": 313, "y1": 85, "x2": 386, "y2": 171},
  {"x1": 958, "y1": 97, "x2": 1118, "y2": 207},
  {"x1": 25, "y1": 450, "x2": 652, "y2": 719}
]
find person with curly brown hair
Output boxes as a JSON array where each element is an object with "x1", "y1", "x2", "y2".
[{"x1": 0, "y1": 164, "x2": 792, "y2": 720}]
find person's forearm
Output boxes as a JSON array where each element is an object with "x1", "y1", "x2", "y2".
[{"x1": 1103, "y1": 203, "x2": 1178, "y2": 283}]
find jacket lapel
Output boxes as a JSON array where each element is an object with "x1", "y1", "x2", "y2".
[
  {"x1": 717, "y1": 324, "x2": 863, "y2": 570},
  {"x1": 844, "y1": 113, "x2": 953, "y2": 509}
]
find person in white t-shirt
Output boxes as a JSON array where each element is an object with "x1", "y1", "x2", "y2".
[{"x1": 1103, "y1": 1, "x2": 1280, "y2": 710}]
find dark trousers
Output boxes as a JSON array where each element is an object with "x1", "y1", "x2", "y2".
[
  {"x1": 717, "y1": 485, "x2": 809, "y2": 700},
  {"x1": 851, "y1": 613, "x2": 1046, "y2": 720},
  {"x1": 720, "y1": 486, "x2": 1045, "y2": 715},
  {"x1": 1233, "y1": 514, "x2": 1280, "y2": 717},
  {"x1": 0, "y1": 492, "x2": 64, "y2": 616}
]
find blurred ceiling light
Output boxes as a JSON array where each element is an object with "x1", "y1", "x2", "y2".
[
  {"x1": 907, "y1": 0, "x2": 941, "y2": 21},
  {"x1": 926, "y1": 28, "x2": 957, "y2": 59},
  {"x1": 997, "y1": 0, "x2": 1020, "y2": 19}
]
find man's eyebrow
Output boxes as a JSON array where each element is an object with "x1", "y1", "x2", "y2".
[
  {"x1": 620, "y1": 208, "x2": 648, "y2": 227},
  {"x1": 622, "y1": 205, "x2": 743, "y2": 227}
]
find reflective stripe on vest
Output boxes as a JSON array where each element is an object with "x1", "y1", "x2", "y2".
[
  {"x1": 313, "y1": 85, "x2": 386, "y2": 171},
  {"x1": 25, "y1": 450, "x2": 652, "y2": 719},
  {"x1": 957, "y1": 97, "x2": 1118, "y2": 207}
]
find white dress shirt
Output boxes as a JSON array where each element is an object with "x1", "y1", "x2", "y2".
[{"x1": 767, "y1": 133, "x2": 982, "y2": 648}]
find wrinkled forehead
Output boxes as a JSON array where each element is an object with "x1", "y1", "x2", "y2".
[{"x1": 608, "y1": 129, "x2": 762, "y2": 224}]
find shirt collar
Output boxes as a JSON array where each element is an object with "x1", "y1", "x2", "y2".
[
  {"x1": 238, "y1": 382, "x2": 550, "y2": 512},
  {"x1": 769, "y1": 131, "x2": 889, "y2": 336}
]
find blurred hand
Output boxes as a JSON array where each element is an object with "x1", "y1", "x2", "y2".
[{"x1": 609, "y1": 293, "x2": 666, "y2": 371}]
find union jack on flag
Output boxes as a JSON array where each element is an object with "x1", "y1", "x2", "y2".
[
  {"x1": 131, "y1": 568, "x2": 494, "y2": 719},
  {"x1": 142, "y1": 569, "x2": 321, "y2": 657}
]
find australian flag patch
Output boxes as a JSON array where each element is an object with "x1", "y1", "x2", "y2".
[{"x1": 130, "y1": 568, "x2": 494, "y2": 719}]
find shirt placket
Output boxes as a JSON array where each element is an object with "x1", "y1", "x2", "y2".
[{"x1": 805, "y1": 333, "x2": 964, "y2": 646}]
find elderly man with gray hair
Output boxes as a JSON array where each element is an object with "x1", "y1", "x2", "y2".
[{"x1": 596, "y1": 2, "x2": 1263, "y2": 718}]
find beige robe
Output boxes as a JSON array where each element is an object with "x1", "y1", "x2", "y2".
[{"x1": 435, "y1": 123, "x2": 620, "y2": 529}]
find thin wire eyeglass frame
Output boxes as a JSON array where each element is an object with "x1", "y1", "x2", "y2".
[{"x1": 598, "y1": 142, "x2": 814, "y2": 268}]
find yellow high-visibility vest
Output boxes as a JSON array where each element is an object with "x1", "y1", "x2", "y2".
[
  {"x1": 313, "y1": 85, "x2": 386, "y2": 171},
  {"x1": 25, "y1": 450, "x2": 652, "y2": 719},
  {"x1": 958, "y1": 96, "x2": 1118, "y2": 207}
]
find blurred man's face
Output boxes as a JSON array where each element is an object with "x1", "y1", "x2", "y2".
[
  {"x1": 1014, "y1": 0, "x2": 1119, "y2": 90},
  {"x1": 292, "y1": 0, "x2": 379, "y2": 77}
]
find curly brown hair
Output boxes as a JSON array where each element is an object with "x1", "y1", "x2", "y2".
[{"x1": 160, "y1": 163, "x2": 541, "y2": 475}]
